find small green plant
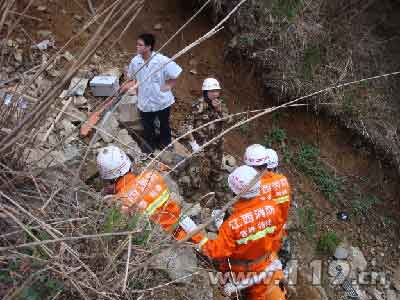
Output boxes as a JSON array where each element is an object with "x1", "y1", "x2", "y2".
[
  {"x1": 298, "y1": 206, "x2": 316, "y2": 238},
  {"x1": 104, "y1": 206, "x2": 123, "y2": 234},
  {"x1": 239, "y1": 123, "x2": 250, "y2": 136},
  {"x1": 272, "y1": 0, "x2": 303, "y2": 20},
  {"x1": 20, "y1": 275, "x2": 63, "y2": 300},
  {"x1": 294, "y1": 144, "x2": 341, "y2": 203},
  {"x1": 383, "y1": 215, "x2": 396, "y2": 227},
  {"x1": 317, "y1": 231, "x2": 341, "y2": 255},
  {"x1": 351, "y1": 195, "x2": 380, "y2": 216},
  {"x1": 238, "y1": 34, "x2": 256, "y2": 47},
  {"x1": 303, "y1": 45, "x2": 323, "y2": 80},
  {"x1": 264, "y1": 127, "x2": 287, "y2": 147}
]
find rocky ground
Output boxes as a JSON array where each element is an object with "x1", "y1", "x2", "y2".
[{"x1": 1, "y1": 0, "x2": 400, "y2": 300}]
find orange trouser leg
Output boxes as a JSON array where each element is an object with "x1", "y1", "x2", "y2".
[{"x1": 246, "y1": 270, "x2": 286, "y2": 300}]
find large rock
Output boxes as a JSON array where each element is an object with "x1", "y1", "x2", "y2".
[
  {"x1": 393, "y1": 265, "x2": 400, "y2": 291},
  {"x1": 153, "y1": 246, "x2": 198, "y2": 283},
  {"x1": 115, "y1": 94, "x2": 143, "y2": 131},
  {"x1": 68, "y1": 77, "x2": 88, "y2": 96},
  {"x1": 221, "y1": 154, "x2": 237, "y2": 172},
  {"x1": 24, "y1": 146, "x2": 79, "y2": 169},
  {"x1": 116, "y1": 129, "x2": 142, "y2": 159},
  {"x1": 349, "y1": 247, "x2": 368, "y2": 278},
  {"x1": 64, "y1": 104, "x2": 87, "y2": 123}
]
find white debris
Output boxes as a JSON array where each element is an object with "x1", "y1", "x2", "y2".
[
  {"x1": 68, "y1": 77, "x2": 89, "y2": 96},
  {"x1": 73, "y1": 96, "x2": 87, "y2": 107},
  {"x1": 63, "y1": 51, "x2": 75, "y2": 61},
  {"x1": 33, "y1": 39, "x2": 54, "y2": 50}
]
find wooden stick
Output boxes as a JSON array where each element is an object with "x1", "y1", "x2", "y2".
[
  {"x1": 41, "y1": 97, "x2": 73, "y2": 143},
  {"x1": 87, "y1": 0, "x2": 96, "y2": 15},
  {"x1": 122, "y1": 234, "x2": 132, "y2": 292},
  {"x1": 0, "y1": 230, "x2": 140, "y2": 251}
]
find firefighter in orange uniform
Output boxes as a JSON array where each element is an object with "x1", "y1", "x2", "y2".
[
  {"x1": 96, "y1": 145, "x2": 201, "y2": 241},
  {"x1": 244, "y1": 144, "x2": 291, "y2": 259},
  {"x1": 195, "y1": 165, "x2": 287, "y2": 300}
]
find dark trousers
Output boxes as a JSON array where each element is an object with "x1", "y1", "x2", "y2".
[{"x1": 139, "y1": 106, "x2": 171, "y2": 151}]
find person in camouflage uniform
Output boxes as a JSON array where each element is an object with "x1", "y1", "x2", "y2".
[{"x1": 183, "y1": 78, "x2": 231, "y2": 204}]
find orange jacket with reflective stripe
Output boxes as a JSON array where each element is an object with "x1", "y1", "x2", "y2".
[
  {"x1": 259, "y1": 172, "x2": 291, "y2": 252},
  {"x1": 259, "y1": 172, "x2": 291, "y2": 222},
  {"x1": 115, "y1": 171, "x2": 181, "y2": 233},
  {"x1": 201, "y1": 197, "x2": 284, "y2": 272}
]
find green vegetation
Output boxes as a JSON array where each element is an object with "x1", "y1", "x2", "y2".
[
  {"x1": 104, "y1": 206, "x2": 123, "y2": 234},
  {"x1": 294, "y1": 144, "x2": 341, "y2": 203},
  {"x1": 264, "y1": 127, "x2": 287, "y2": 147},
  {"x1": 303, "y1": 45, "x2": 323, "y2": 80},
  {"x1": 298, "y1": 206, "x2": 316, "y2": 238},
  {"x1": 238, "y1": 33, "x2": 256, "y2": 47},
  {"x1": 272, "y1": 0, "x2": 303, "y2": 20},
  {"x1": 1, "y1": 259, "x2": 63, "y2": 300},
  {"x1": 103, "y1": 207, "x2": 151, "y2": 245},
  {"x1": 20, "y1": 276, "x2": 63, "y2": 300},
  {"x1": 239, "y1": 122, "x2": 251, "y2": 136},
  {"x1": 351, "y1": 195, "x2": 380, "y2": 217},
  {"x1": 317, "y1": 231, "x2": 341, "y2": 255}
]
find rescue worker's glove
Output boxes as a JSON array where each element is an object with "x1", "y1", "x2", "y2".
[
  {"x1": 189, "y1": 140, "x2": 201, "y2": 153},
  {"x1": 279, "y1": 278, "x2": 288, "y2": 292}
]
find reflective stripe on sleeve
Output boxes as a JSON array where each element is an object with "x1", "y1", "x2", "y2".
[
  {"x1": 236, "y1": 226, "x2": 277, "y2": 245},
  {"x1": 274, "y1": 195, "x2": 289, "y2": 204},
  {"x1": 144, "y1": 189, "x2": 170, "y2": 216},
  {"x1": 198, "y1": 237, "x2": 209, "y2": 250}
]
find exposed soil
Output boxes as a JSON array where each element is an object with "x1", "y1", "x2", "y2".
[{"x1": 14, "y1": 0, "x2": 400, "y2": 298}]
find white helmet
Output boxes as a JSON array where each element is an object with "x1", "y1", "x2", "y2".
[
  {"x1": 228, "y1": 165, "x2": 260, "y2": 198},
  {"x1": 244, "y1": 144, "x2": 270, "y2": 166},
  {"x1": 97, "y1": 145, "x2": 131, "y2": 180},
  {"x1": 202, "y1": 78, "x2": 221, "y2": 91},
  {"x1": 265, "y1": 148, "x2": 278, "y2": 169},
  {"x1": 244, "y1": 144, "x2": 279, "y2": 169}
]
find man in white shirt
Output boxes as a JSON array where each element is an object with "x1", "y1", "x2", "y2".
[{"x1": 123, "y1": 33, "x2": 182, "y2": 153}]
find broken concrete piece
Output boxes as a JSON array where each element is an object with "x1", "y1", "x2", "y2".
[
  {"x1": 73, "y1": 96, "x2": 87, "y2": 107},
  {"x1": 37, "y1": 30, "x2": 53, "y2": 38},
  {"x1": 59, "y1": 90, "x2": 68, "y2": 98},
  {"x1": 60, "y1": 119, "x2": 76, "y2": 136},
  {"x1": 68, "y1": 77, "x2": 89, "y2": 96},
  {"x1": 33, "y1": 39, "x2": 53, "y2": 50},
  {"x1": 153, "y1": 23, "x2": 163, "y2": 30},
  {"x1": 222, "y1": 154, "x2": 237, "y2": 172},
  {"x1": 98, "y1": 112, "x2": 119, "y2": 143},
  {"x1": 116, "y1": 94, "x2": 140, "y2": 125},
  {"x1": 63, "y1": 51, "x2": 75, "y2": 61},
  {"x1": 116, "y1": 129, "x2": 141, "y2": 158},
  {"x1": 393, "y1": 265, "x2": 400, "y2": 291},
  {"x1": 64, "y1": 105, "x2": 87, "y2": 123},
  {"x1": 349, "y1": 247, "x2": 368, "y2": 278},
  {"x1": 37, "y1": 5, "x2": 47, "y2": 11},
  {"x1": 153, "y1": 246, "x2": 197, "y2": 283},
  {"x1": 24, "y1": 148, "x2": 73, "y2": 169},
  {"x1": 173, "y1": 141, "x2": 191, "y2": 157},
  {"x1": 102, "y1": 67, "x2": 122, "y2": 79},
  {"x1": 14, "y1": 50, "x2": 23, "y2": 63}
]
